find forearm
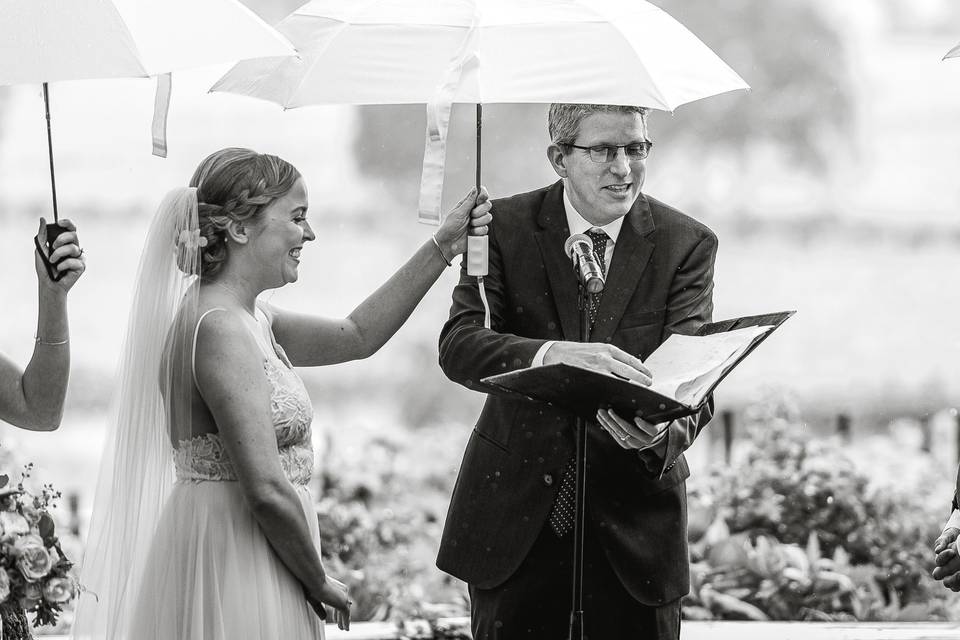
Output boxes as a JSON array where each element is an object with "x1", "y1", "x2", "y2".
[
  {"x1": 20, "y1": 288, "x2": 70, "y2": 430},
  {"x1": 247, "y1": 480, "x2": 329, "y2": 597},
  {"x1": 347, "y1": 238, "x2": 448, "y2": 359},
  {"x1": 439, "y1": 322, "x2": 546, "y2": 389},
  {"x1": 439, "y1": 260, "x2": 545, "y2": 387}
]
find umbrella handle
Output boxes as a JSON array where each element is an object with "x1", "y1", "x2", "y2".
[
  {"x1": 467, "y1": 104, "x2": 488, "y2": 276},
  {"x1": 34, "y1": 224, "x2": 68, "y2": 282}
]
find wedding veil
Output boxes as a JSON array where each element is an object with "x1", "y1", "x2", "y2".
[{"x1": 71, "y1": 188, "x2": 202, "y2": 639}]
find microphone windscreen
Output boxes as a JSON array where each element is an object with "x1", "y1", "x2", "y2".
[{"x1": 563, "y1": 233, "x2": 593, "y2": 258}]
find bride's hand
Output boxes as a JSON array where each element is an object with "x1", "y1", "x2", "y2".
[
  {"x1": 310, "y1": 576, "x2": 352, "y2": 630},
  {"x1": 434, "y1": 186, "x2": 492, "y2": 258}
]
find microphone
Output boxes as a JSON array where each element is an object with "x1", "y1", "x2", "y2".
[{"x1": 563, "y1": 233, "x2": 604, "y2": 293}]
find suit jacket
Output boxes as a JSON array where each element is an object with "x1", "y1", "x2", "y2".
[{"x1": 436, "y1": 180, "x2": 718, "y2": 606}]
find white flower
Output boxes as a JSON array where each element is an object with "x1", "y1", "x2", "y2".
[
  {"x1": 14, "y1": 534, "x2": 53, "y2": 581},
  {"x1": 42, "y1": 577, "x2": 75, "y2": 604},
  {"x1": 176, "y1": 229, "x2": 208, "y2": 252},
  {"x1": 0, "y1": 511, "x2": 29, "y2": 541},
  {"x1": 20, "y1": 501, "x2": 40, "y2": 527}
]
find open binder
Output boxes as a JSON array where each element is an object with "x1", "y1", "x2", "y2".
[{"x1": 481, "y1": 311, "x2": 794, "y2": 423}]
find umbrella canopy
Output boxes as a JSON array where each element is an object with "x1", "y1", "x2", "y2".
[
  {"x1": 237, "y1": 0, "x2": 311, "y2": 26},
  {"x1": 212, "y1": 0, "x2": 749, "y2": 225},
  {"x1": 945, "y1": 43, "x2": 960, "y2": 60},
  {"x1": 211, "y1": 0, "x2": 748, "y2": 111},
  {"x1": 0, "y1": 0, "x2": 295, "y2": 84},
  {"x1": 0, "y1": 0, "x2": 295, "y2": 221}
]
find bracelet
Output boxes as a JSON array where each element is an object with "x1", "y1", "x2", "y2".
[
  {"x1": 431, "y1": 234, "x2": 453, "y2": 267},
  {"x1": 35, "y1": 335, "x2": 69, "y2": 346}
]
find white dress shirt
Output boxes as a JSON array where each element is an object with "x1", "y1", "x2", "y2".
[{"x1": 531, "y1": 185, "x2": 626, "y2": 366}]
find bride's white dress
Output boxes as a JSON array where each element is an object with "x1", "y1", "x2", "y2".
[{"x1": 128, "y1": 307, "x2": 325, "y2": 640}]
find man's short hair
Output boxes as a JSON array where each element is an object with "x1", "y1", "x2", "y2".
[{"x1": 548, "y1": 104, "x2": 649, "y2": 146}]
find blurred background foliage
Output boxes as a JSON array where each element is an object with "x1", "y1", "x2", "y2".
[{"x1": 310, "y1": 395, "x2": 959, "y2": 624}]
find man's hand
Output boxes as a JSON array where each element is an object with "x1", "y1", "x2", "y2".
[
  {"x1": 933, "y1": 527, "x2": 960, "y2": 591},
  {"x1": 543, "y1": 342, "x2": 652, "y2": 386},
  {"x1": 596, "y1": 407, "x2": 668, "y2": 451}
]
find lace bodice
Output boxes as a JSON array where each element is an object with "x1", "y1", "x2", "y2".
[{"x1": 173, "y1": 309, "x2": 315, "y2": 486}]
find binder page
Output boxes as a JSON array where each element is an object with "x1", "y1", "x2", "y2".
[{"x1": 644, "y1": 325, "x2": 772, "y2": 403}]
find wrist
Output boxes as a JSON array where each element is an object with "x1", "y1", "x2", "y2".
[
  {"x1": 306, "y1": 577, "x2": 327, "y2": 601},
  {"x1": 431, "y1": 234, "x2": 453, "y2": 266},
  {"x1": 34, "y1": 334, "x2": 69, "y2": 346},
  {"x1": 38, "y1": 281, "x2": 68, "y2": 302}
]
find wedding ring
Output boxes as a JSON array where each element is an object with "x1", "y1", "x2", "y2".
[{"x1": 619, "y1": 432, "x2": 630, "y2": 441}]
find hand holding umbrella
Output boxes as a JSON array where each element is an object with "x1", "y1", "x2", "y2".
[{"x1": 0, "y1": 0, "x2": 294, "y2": 276}]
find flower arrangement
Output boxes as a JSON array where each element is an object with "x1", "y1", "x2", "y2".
[{"x1": 0, "y1": 463, "x2": 77, "y2": 630}]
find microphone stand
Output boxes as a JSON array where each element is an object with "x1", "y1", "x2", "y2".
[{"x1": 569, "y1": 280, "x2": 591, "y2": 640}]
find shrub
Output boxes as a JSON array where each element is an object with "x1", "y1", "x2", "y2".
[{"x1": 685, "y1": 399, "x2": 953, "y2": 621}]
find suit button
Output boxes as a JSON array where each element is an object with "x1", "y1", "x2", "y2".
[{"x1": 543, "y1": 474, "x2": 554, "y2": 486}]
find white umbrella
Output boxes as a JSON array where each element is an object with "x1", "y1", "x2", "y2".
[
  {"x1": 236, "y1": 0, "x2": 311, "y2": 25},
  {"x1": 211, "y1": 0, "x2": 747, "y2": 110},
  {"x1": 0, "y1": 0, "x2": 295, "y2": 221},
  {"x1": 211, "y1": 0, "x2": 748, "y2": 225},
  {"x1": 945, "y1": 43, "x2": 960, "y2": 60}
]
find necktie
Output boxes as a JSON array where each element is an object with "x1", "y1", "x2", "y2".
[
  {"x1": 584, "y1": 228, "x2": 609, "y2": 329},
  {"x1": 548, "y1": 228, "x2": 609, "y2": 538}
]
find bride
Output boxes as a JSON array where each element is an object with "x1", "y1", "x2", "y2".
[{"x1": 71, "y1": 148, "x2": 491, "y2": 639}]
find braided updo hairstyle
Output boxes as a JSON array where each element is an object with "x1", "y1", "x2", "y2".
[{"x1": 186, "y1": 148, "x2": 301, "y2": 280}]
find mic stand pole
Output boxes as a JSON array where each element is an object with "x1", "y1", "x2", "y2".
[{"x1": 569, "y1": 281, "x2": 591, "y2": 640}]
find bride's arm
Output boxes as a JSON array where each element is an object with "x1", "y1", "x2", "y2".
[
  {"x1": 193, "y1": 311, "x2": 349, "y2": 613},
  {"x1": 270, "y1": 187, "x2": 491, "y2": 367}
]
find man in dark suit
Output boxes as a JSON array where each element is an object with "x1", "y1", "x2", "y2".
[{"x1": 437, "y1": 103, "x2": 718, "y2": 639}]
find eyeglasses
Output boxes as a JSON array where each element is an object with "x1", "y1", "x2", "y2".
[{"x1": 563, "y1": 141, "x2": 652, "y2": 163}]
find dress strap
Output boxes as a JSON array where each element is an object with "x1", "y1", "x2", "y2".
[
  {"x1": 254, "y1": 304, "x2": 293, "y2": 368},
  {"x1": 192, "y1": 307, "x2": 228, "y2": 389}
]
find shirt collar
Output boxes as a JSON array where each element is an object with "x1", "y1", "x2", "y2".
[{"x1": 561, "y1": 183, "x2": 624, "y2": 244}]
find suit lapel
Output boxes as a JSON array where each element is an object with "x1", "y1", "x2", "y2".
[
  {"x1": 590, "y1": 194, "x2": 656, "y2": 344},
  {"x1": 534, "y1": 182, "x2": 580, "y2": 341}
]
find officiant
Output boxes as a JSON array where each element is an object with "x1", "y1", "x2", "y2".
[{"x1": 436, "y1": 103, "x2": 718, "y2": 639}]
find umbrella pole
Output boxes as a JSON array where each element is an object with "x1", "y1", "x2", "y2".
[
  {"x1": 475, "y1": 103, "x2": 482, "y2": 191},
  {"x1": 42, "y1": 83, "x2": 60, "y2": 223},
  {"x1": 470, "y1": 104, "x2": 492, "y2": 328}
]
